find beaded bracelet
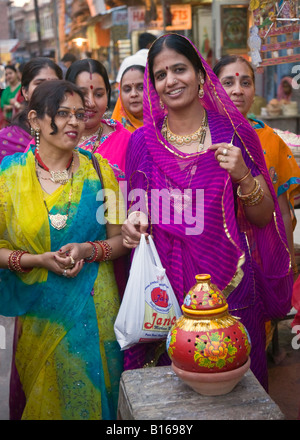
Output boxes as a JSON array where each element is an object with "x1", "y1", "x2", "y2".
[
  {"x1": 84, "y1": 241, "x2": 99, "y2": 263},
  {"x1": 8, "y1": 250, "x2": 32, "y2": 273},
  {"x1": 96, "y1": 240, "x2": 113, "y2": 261},
  {"x1": 237, "y1": 178, "x2": 264, "y2": 206}
]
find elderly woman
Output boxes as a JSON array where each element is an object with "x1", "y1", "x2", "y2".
[
  {"x1": 0, "y1": 80, "x2": 127, "y2": 419},
  {"x1": 121, "y1": 33, "x2": 293, "y2": 390}
]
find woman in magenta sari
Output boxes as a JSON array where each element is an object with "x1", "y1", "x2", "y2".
[{"x1": 121, "y1": 34, "x2": 293, "y2": 390}]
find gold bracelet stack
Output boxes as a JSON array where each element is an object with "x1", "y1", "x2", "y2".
[{"x1": 237, "y1": 178, "x2": 264, "y2": 206}]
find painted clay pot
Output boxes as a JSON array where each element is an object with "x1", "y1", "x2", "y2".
[{"x1": 167, "y1": 274, "x2": 251, "y2": 395}]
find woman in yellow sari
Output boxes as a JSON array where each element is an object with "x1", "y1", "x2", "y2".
[
  {"x1": 112, "y1": 64, "x2": 145, "y2": 133},
  {"x1": 0, "y1": 80, "x2": 127, "y2": 420}
]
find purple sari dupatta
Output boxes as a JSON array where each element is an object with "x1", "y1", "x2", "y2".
[{"x1": 125, "y1": 34, "x2": 292, "y2": 389}]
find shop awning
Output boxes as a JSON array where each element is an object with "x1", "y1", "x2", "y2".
[{"x1": 0, "y1": 40, "x2": 19, "y2": 54}]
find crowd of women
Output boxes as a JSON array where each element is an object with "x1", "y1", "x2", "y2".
[{"x1": 0, "y1": 33, "x2": 300, "y2": 420}]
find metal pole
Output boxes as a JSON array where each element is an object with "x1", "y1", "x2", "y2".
[
  {"x1": 33, "y1": 0, "x2": 43, "y2": 56},
  {"x1": 161, "y1": 0, "x2": 166, "y2": 33}
]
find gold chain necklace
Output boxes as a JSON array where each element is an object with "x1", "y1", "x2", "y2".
[
  {"x1": 80, "y1": 124, "x2": 103, "y2": 144},
  {"x1": 161, "y1": 112, "x2": 208, "y2": 149},
  {"x1": 35, "y1": 148, "x2": 73, "y2": 185}
]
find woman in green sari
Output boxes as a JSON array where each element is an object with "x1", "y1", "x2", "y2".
[
  {"x1": 0, "y1": 80, "x2": 127, "y2": 420},
  {"x1": 0, "y1": 65, "x2": 21, "y2": 124}
]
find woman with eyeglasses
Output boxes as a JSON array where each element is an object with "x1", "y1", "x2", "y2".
[
  {"x1": 0, "y1": 80, "x2": 128, "y2": 420},
  {"x1": 66, "y1": 59, "x2": 131, "y2": 181},
  {"x1": 0, "y1": 57, "x2": 63, "y2": 164}
]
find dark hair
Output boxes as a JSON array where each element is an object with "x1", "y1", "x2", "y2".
[
  {"x1": 148, "y1": 34, "x2": 206, "y2": 86},
  {"x1": 21, "y1": 57, "x2": 63, "y2": 92},
  {"x1": 11, "y1": 58, "x2": 63, "y2": 133},
  {"x1": 121, "y1": 64, "x2": 145, "y2": 82},
  {"x1": 65, "y1": 58, "x2": 111, "y2": 107},
  {"x1": 5, "y1": 64, "x2": 17, "y2": 73},
  {"x1": 213, "y1": 55, "x2": 255, "y2": 84},
  {"x1": 61, "y1": 52, "x2": 77, "y2": 63},
  {"x1": 28, "y1": 80, "x2": 85, "y2": 135},
  {"x1": 138, "y1": 32, "x2": 156, "y2": 50}
]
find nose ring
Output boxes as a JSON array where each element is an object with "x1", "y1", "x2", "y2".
[{"x1": 173, "y1": 78, "x2": 177, "y2": 84}]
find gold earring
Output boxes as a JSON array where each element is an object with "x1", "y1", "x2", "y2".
[
  {"x1": 160, "y1": 98, "x2": 165, "y2": 110},
  {"x1": 198, "y1": 86, "x2": 204, "y2": 99},
  {"x1": 35, "y1": 128, "x2": 40, "y2": 147}
]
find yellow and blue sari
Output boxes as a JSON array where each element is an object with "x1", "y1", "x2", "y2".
[{"x1": 0, "y1": 147, "x2": 124, "y2": 420}]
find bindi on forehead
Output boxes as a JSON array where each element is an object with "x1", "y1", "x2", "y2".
[
  {"x1": 236, "y1": 73, "x2": 239, "y2": 76},
  {"x1": 90, "y1": 85, "x2": 93, "y2": 90}
]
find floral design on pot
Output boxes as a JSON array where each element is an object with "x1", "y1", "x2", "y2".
[{"x1": 167, "y1": 274, "x2": 251, "y2": 374}]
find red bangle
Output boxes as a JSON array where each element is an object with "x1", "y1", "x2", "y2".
[
  {"x1": 95, "y1": 240, "x2": 112, "y2": 261},
  {"x1": 84, "y1": 241, "x2": 99, "y2": 263},
  {"x1": 8, "y1": 250, "x2": 32, "y2": 273}
]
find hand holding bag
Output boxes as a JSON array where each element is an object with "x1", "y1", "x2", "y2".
[{"x1": 114, "y1": 234, "x2": 181, "y2": 350}]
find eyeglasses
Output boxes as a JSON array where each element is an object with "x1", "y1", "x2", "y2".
[{"x1": 56, "y1": 109, "x2": 88, "y2": 123}]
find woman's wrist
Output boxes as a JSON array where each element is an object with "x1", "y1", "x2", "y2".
[{"x1": 8, "y1": 250, "x2": 33, "y2": 272}]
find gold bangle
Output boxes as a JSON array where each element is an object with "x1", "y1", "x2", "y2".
[
  {"x1": 237, "y1": 178, "x2": 264, "y2": 206},
  {"x1": 234, "y1": 168, "x2": 251, "y2": 184}
]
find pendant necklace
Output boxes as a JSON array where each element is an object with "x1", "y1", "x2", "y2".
[
  {"x1": 42, "y1": 158, "x2": 75, "y2": 230},
  {"x1": 35, "y1": 148, "x2": 73, "y2": 185}
]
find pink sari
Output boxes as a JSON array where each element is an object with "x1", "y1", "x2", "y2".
[{"x1": 79, "y1": 119, "x2": 131, "y2": 181}]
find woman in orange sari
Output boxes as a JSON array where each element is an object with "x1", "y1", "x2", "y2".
[
  {"x1": 213, "y1": 56, "x2": 300, "y2": 280},
  {"x1": 112, "y1": 65, "x2": 145, "y2": 133}
]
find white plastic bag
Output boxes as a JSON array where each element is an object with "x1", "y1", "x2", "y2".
[{"x1": 114, "y1": 234, "x2": 182, "y2": 350}]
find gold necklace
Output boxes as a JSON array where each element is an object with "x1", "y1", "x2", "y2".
[
  {"x1": 80, "y1": 124, "x2": 103, "y2": 144},
  {"x1": 42, "y1": 158, "x2": 75, "y2": 230},
  {"x1": 161, "y1": 112, "x2": 208, "y2": 150},
  {"x1": 35, "y1": 148, "x2": 73, "y2": 185},
  {"x1": 91, "y1": 124, "x2": 104, "y2": 153}
]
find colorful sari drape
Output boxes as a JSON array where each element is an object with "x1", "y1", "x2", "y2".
[
  {"x1": 0, "y1": 147, "x2": 124, "y2": 420},
  {"x1": 79, "y1": 119, "x2": 131, "y2": 181},
  {"x1": 0, "y1": 125, "x2": 32, "y2": 164},
  {"x1": 250, "y1": 119, "x2": 300, "y2": 226},
  {"x1": 112, "y1": 96, "x2": 143, "y2": 133},
  {"x1": 124, "y1": 35, "x2": 293, "y2": 390}
]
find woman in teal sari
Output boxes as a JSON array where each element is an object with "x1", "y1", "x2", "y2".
[{"x1": 0, "y1": 80, "x2": 127, "y2": 419}]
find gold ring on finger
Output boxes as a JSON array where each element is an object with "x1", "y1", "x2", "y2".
[
  {"x1": 70, "y1": 256, "x2": 75, "y2": 266},
  {"x1": 124, "y1": 239, "x2": 129, "y2": 244}
]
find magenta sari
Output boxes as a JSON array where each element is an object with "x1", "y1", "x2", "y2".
[
  {"x1": 124, "y1": 35, "x2": 293, "y2": 390},
  {"x1": 0, "y1": 125, "x2": 32, "y2": 164}
]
